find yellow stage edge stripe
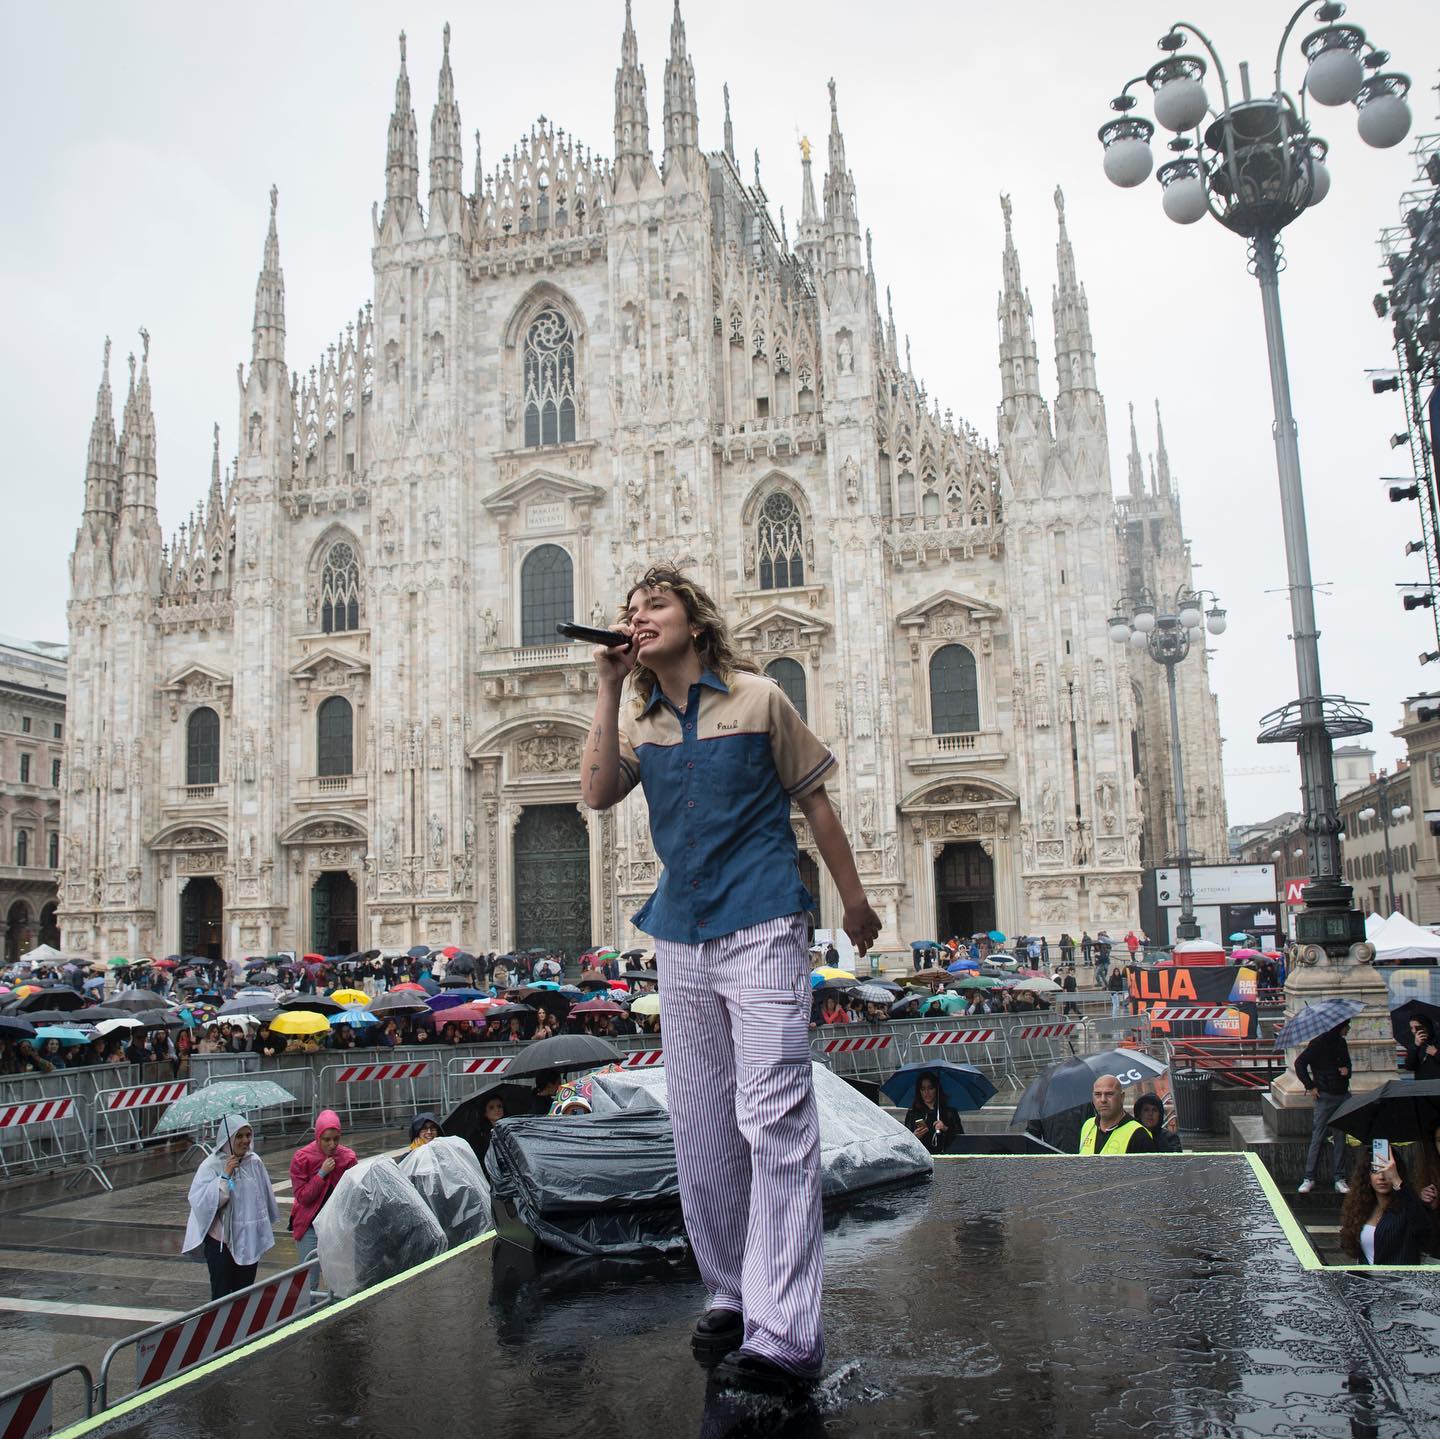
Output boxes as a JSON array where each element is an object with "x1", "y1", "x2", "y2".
[
  {"x1": 1243, "y1": 1150, "x2": 1324, "y2": 1270},
  {"x1": 53, "y1": 1228, "x2": 499, "y2": 1439}
]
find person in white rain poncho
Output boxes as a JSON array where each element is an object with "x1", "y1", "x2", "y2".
[{"x1": 183, "y1": 1113, "x2": 280, "y2": 1299}]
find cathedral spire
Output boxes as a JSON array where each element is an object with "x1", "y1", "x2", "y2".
[
  {"x1": 1155, "y1": 398, "x2": 1173, "y2": 495},
  {"x1": 1127, "y1": 401, "x2": 1145, "y2": 499},
  {"x1": 428, "y1": 23, "x2": 464, "y2": 210},
  {"x1": 119, "y1": 329, "x2": 157, "y2": 518},
  {"x1": 472, "y1": 129, "x2": 483, "y2": 200},
  {"x1": 384, "y1": 31, "x2": 419, "y2": 213},
  {"x1": 722, "y1": 82, "x2": 735, "y2": 162},
  {"x1": 796, "y1": 132, "x2": 821, "y2": 266},
  {"x1": 251, "y1": 186, "x2": 286, "y2": 369},
  {"x1": 613, "y1": 1, "x2": 652, "y2": 179},
  {"x1": 84, "y1": 336, "x2": 118, "y2": 522},
  {"x1": 997, "y1": 194, "x2": 1041, "y2": 409},
  {"x1": 1051, "y1": 186, "x2": 1097, "y2": 395},
  {"x1": 207, "y1": 422, "x2": 223, "y2": 518},
  {"x1": 821, "y1": 78, "x2": 860, "y2": 261},
  {"x1": 662, "y1": 0, "x2": 699, "y2": 179}
]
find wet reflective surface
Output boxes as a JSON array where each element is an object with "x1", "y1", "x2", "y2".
[{"x1": 82, "y1": 1156, "x2": 1440, "y2": 1438}]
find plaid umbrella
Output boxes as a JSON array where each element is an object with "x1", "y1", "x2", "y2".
[
  {"x1": 1277, "y1": 998, "x2": 1366, "y2": 1050},
  {"x1": 855, "y1": 983, "x2": 896, "y2": 1005},
  {"x1": 153, "y1": 1080, "x2": 297, "y2": 1134}
]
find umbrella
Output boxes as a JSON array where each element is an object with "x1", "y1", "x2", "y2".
[
  {"x1": 330, "y1": 1008, "x2": 379, "y2": 1028},
  {"x1": 151, "y1": 959, "x2": 177, "y2": 970},
  {"x1": 13, "y1": 987, "x2": 87, "y2": 1013},
  {"x1": 133, "y1": 1008, "x2": 187, "y2": 1030},
  {"x1": 987, "y1": 931, "x2": 1007, "y2": 944},
  {"x1": 33, "y1": 1027, "x2": 94, "y2": 1045},
  {"x1": 328, "y1": 989, "x2": 370, "y2": 1006},
  {"x1": 855, "y1": 983, "x2": 897, "y2": 1005},
  {"x1": 107, "y1": 957, "x2": 129, "y2": 968},
  {"x1": 810, "y1": 967, "x2": 853, "y2": 982},
  {"x1": 630, "y1": 994, "x2": 660, "y2": 1017},
  {"x1": 570, "y1": 999, "x2": 623, "y2": 1015},
  {"x1": 110, "y1": 988, "x2": 169, "y2": 1013},
  {"x1": 95, "y1": 1016, "x2": 142, "y2": 1036},
  {"x1": 888, "y1": 994, "x2": 923, "y2": 1019},
  {"x1": 406, "y1": 945, "x2": 431, "y2": 959},
  {"x1": 1327, "y1": 1079, "x2": 1440, "y2": 1144},
  {"x1": 416, "y1": 977, "x2": 441, "y2": 994},
  {"x1": 1010, "y1": 1051, "x2": 1167, "y2": 1129},
  {"x1": 268, "y1": 1010, "x2": 330, "y2": 1036},
  {"x1": 501, "y1": 1033, "x2": 619, "y2": 1081},
  {"x1": 908, "y1": 940, "x2": 940, "y2": 951},
  {"x1": 956, "y1": 975, "x2": 1005, "y2": 990},
  {"x1": 1230, "y1": 948, "x2": 1262, "y2": 960},
  {"x1": 431, "y1": 1003, "x2": 493, "y2": 1026},
  {"x1": 946, "y1": 958, "x2": 980, "y2": 973},
  {"x1": 922, "y1": 993, "x2": 967, "y2": 1015},
  {"x1": 1014, "y1": 977, "x2": 1061, "y2": 993},
  {"x1": 12, "y1": 1008, "x2": 93, "y2": 1026},
  {"x1": 1277, "y1": 998, "x2": 1366, "y2": 1049},
  {"x1": 429, "y1": 988, "x2": 489, "y2": 1007},
  {"x1": 910, "y1": 968, "x2": 952, "y2": 985},
  {"x1": 814, "y1": 977, "x2": 861, "y2": 994},
  {"x1": 369, "y1": 991, "x2": 430, "y2": 1013},
  {"x1": 1389, "y1": 999, "x2": 1440, "y2": 1051},
  {"x1": 278, "y1": 994, "x2": 343, "y2": 1016},
  {"x1": 1228, "y1": 932, "x2": 1252, "y2": 944},
  {"x1": 389, "y1": 982, "x2": 427, "y2": 994},
  {"x1": 515, "y1": 990, "x2": 572, "y2": 1022},
  {"x1": 1084, "y1": 1048, "x2": 1169, "y2": 1086},
  {"x1": 881, "y1": 1061, "x2": 996, "y2": 1111},
  {"x1": 153, "y1": 1079, "x2": 297, "y2": 1134},
  {"x1": 0, "y1": 1013, "x2": 38, "y2": 1039},
  {"x1": 446, "y1": 953, "x2": 479, "y2": 977},
  {"x1": 218, "y1": 997, "x2": 279, "y2": 1018}
]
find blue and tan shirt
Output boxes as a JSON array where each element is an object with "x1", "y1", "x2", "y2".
[{"x1": 616, "y1": 669, "x2": 837, "y2": 944}]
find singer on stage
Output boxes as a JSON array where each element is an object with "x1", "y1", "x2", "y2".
[{"x1": 581, "y1": 564, "x2": 881, "y2": 1395}]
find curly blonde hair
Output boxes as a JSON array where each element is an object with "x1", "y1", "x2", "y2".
[{"x1": 620, "y1": 564, "x2": 759, "y2": 712}]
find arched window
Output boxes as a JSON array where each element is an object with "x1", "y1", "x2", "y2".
[
  {"x1": 47, "y1": 832, "x2": 59, "y2": 869},
  {"x1": 520, "y1": 544, "x2": 574, "y2": 647},
  {"x1": 758, "y1": 491, "x2": 805, "y2": 590},
  {"x1": 320, "y1": 541, "x2": 361, "y2": 634},
  {"x1": 765, "y1": 657, "x2": 808, "y2": 725},
  {"x1": 523, "y1": 308, "x2": 577, "y2": 447},
  {"x1": 929, "y1": 645, "x2": 980, "y2": 734},
  {"x1": 186, "y1": 707, "x2": 220, "y2": 785},
  {"x1": 317, "y1": 696, "x2": 354, "y2": 777},
  {"x1": 14, "y1": 831, "x2": 28, "y2": 867}
]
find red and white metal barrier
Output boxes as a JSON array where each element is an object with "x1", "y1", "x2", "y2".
[
  {"x1": 1011, "y1": 1023, "x2": 1080, "y2": 1041},
  {"x1": 818, "y1": 1035, "x2": 892, "y2": 1054},
  {"x1": 0, "y1": 1362, "x2": 93, "y2": 1439},
  {"x1": 102, "y1": 1081, "x2": 189, "y2": 1112},
  {"x1": 321, "y1": 1060, "x2": 435, "y2": 1125},
  {"x1": 0, "y1": 1096, "x2": 110, "y2": 1192},
  {"x1": 0, "y1": 1098, "x2": 76, "y2": 1129},
  {"x1": 914, "y1": 1028, "x2": 998, "y2": 1046},
  {"x1": 93, "y1": 1080, "x2": 192, "y2": 1159},
  {"x1": 455, "y1": 1056, "x2": 511, "y2": 1076},
  {"x1": 333, "y1": 1061, "x2": 429, "y2": 1083},
  {"x1": 96, "y1": 1260, "x2": 321, "y2": 1407},
  {"x1": 1151, "y1": 1006, "x2": 1230, "y2": 1023},
  {"x1": 619, "y1": 1049, "x2": 664, "y2": 1068}
]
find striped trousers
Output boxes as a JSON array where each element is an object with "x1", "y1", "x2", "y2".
[{"x1": 656, "y1": 912, "x2": 824, "y2": 1376}]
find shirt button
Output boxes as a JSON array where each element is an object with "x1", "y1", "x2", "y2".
[
  {"x1": 691, "y1": 880, "x2": 699, "y2": 889},
  {"x1": 687, "y1": 762, "x2": 694, "y2": 770},
  {"x1": 687, "y1": 800, "x2": 695, "y2": 808},
  {"x1": 688, "y1": 841, "x2": 696, "y2": 849}
]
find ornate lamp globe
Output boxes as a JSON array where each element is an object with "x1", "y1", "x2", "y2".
[
  {"x1": 1158, "y1": 159, "x2": 1208, "y2": 225},
  {"x1": 1355, "y1": 74, "x2": 1413, "y2": 149},
  {"x1": 1187, "y1": 626, "x2": 1204, "y2": 643},
  {"x1": 1301, "y1": 24, "x2": 1367, "y2": 107},
  {"x1": 1303, "y1": 140, "x2": 1332, "y2": 205},
  {"x1": 1100, "y1": 117, "x2": 1155, "y2": 188},
  {"x1": 1204, "y1": 606, "x2": 1227, "y2": 635},
  {"x1": 1177, "y1": 601, "x2": 1204, "y2": 629},
  {"x1": 1148, "y1": 55, "x2": 1210, "y2": 132},
  {"x1": 1129, "y1": 630, "x2": 1149, "y2": 651},
  {"x1": 1108, "y1": 617, "x2": 1132, "y2": 643}
]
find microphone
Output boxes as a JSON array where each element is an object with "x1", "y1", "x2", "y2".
[{"x1": 555, "y1": 621, "x2": 632, "y2": 649}]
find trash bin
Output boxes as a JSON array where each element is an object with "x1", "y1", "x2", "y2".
[
  {"x1": 1171, "y1": 1068, "x2": 1214, "y2": 1134},
  {"x1": 869, "y1": 953, "x2": 881, "y2": 977}
]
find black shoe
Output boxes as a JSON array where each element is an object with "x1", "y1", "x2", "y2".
[
  {"x1": 711, "y1": 1351, "x2": 818, "y2": 1398},
  {"x1": 692, "y1": 1307, "x2": 744, "y2": 1363}
]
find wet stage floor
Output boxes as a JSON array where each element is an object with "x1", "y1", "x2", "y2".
[{"x1": 68, "y1": 1155, "x2": 1440, "y2": 1438}]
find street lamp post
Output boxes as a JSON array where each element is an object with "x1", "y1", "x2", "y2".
[
  {"x1": 1097, "y1": 1, "x2": 1413, "y2": 961},
  {"x1": 1357, "y1": 771, "x2": 1413, "y2": 914},
  {"x1": 1110, "y1": 589, "x2": 1228, "y2": 942}
]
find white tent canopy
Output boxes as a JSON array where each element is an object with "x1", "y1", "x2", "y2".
[
  {"x1": 1365, "y1": 912, "x2": 1387, "y2": 942},
  {"x1": 1372, "y1": 911, "x2": 1440, "y2": 962},
  {"x1": 20, "y1": 943, "x2": 65, "y2": 964}
]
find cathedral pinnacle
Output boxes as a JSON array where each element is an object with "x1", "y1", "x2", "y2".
[
  {"x1": 614, "y1": 0, "x2": 652, "y2": 178},
  {"x1": 1127, "y1": 401, "x2": 1146, "y2": 498},
  {"x1": 821, "y1": 78, "x2": 859, "y2": 249},
  {"x1": 83, "y1": 335, "x2": 118, "y2": 522},
  {"x1": 429, "y1": 23, "x2": 464, "y2": 209},
  {"x1": 997, "y1": 193, "x2": 1041, "y2": 409},
  {"x1": 119, "y1": 327, "x2": 158, "y2": 519},
  {"x1": 1155, "y1": 398, "x2": 1173, "y2": 495},
  {"x1": 251, "y1": 186, "x2": 286, "y2": 369},
  {"x1": 385, "y1": 31, "x2": 419, "y2": 212},
  {"x1": 1051, "y1": 184, "x2": 1097, "y2": 396},
  {"x1": 662, "y1": 0, "x2": 699, "y2": 179},
  {"x1": 722, "y1": 82, "x2": 734, "y2": 162}
]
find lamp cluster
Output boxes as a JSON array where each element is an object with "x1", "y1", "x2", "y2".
[
  {"x1": 1108, "y1": 594, "x2": 1227, "y2": 651},
  {"x1": 1098, "y1": 2, "x2": 1411, "y2": 234}
]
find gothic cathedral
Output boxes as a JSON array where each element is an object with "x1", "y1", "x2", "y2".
[{"x1": 60, "y1": 8, "x2": 1227, "y2": 962}]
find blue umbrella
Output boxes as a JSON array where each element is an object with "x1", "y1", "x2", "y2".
[
  {"x1": 331, "y1": 1007, "x2": 378, "y2": 1027},
  {"x1": 1228, "y1": 931, "x2": 1251, "y2": 944},
  {"x1": 987, "y1": 931, "x2": 1007, "y2": 944},
  {"x1": 34, "y1": 1026, "x2": 94, "y2": 1045},
  {"x1": 909, "y1": 940, "x2": 940, "y2": 950},
  {"x1": 882, "y1": 1061, "x2": 996, "y2": 1112},
  {"x1": 1278, "y1": 998, "x2": 1366, "y2": 1049},
  {"x1": 946, "y1": 958, "x2": 980, "y2": 973}
]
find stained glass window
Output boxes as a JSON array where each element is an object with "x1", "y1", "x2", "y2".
[
  {"x1": 758, "y1": 491, "x2": 804, "y2": 590},
  {"x1": 523, "y1": 308, "x2": 577, "y2": 447},
  {"x1": 321, "y1": 541, "x2": 361, "y2": 634}
]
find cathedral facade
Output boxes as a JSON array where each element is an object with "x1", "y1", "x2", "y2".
[{"x1": 59, "y1": 9, "x2": 1227, "y2": 963}]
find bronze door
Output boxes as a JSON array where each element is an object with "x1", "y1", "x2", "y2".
[{"x1": 513, "y1": 804, "x2": 591, "y2": 959}]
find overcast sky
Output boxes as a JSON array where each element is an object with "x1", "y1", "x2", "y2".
[{"x1": 4, "y1": 1, "x2": 1437, "y2": 826}]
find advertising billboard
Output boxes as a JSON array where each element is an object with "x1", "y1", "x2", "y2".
[{"x1": 1153, "y1": 864, "x2": 1276, "y2": 907}]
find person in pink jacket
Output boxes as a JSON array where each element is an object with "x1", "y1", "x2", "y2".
[{"x1": 289, "y1": 1109, "x2": 358, "y2": 1270}]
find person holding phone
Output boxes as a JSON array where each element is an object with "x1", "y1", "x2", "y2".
[
  {"x1": 1339, "y1": 1144, "x2": 1433, "y2": 1265},
  {"x1": 581, "y1": 564, "x2": 880, "y2": 1396}
]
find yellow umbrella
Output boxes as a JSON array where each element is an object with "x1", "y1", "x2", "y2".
[
  {"x1": 630, "y1": 994, "x2": 660, "y2": 1016},
  {"x1": 269, "y1": 1010, "x2": 330, "y2": 1036},
  {"x1": 329, "y1": 989, "x2": 370, "y2": 1007},
  {"x1": 810, "y1": 967, "x2": 853, "y2": 981}
]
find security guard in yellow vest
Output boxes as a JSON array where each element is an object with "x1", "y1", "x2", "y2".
[{"x1": 1079, "y1": 1075, "x2": 1155, "y2": 1154}]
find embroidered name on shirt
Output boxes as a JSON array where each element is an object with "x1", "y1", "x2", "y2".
[{"x1": 715, "y1": 721, "x2": 738, "y2": 731}]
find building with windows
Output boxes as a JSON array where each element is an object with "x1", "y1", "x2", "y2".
[
  {"x1": 60, "y1": 11, "x2": 1225, "y2": 962},
  {"x1": 0, "y1": 635, "x2": 66, "y2": 963},
  {"x1": 1338, "y1": 764, "x2": 1419, "y2": 921}
]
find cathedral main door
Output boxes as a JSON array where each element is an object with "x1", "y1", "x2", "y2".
[
  {"x1": 935, "y1": 842, "x2": 996, "y2": 942},
  {"x1": 513, "y1": 804, "x2": 590, "y2": 960},
  {"x1": 311, "y1": 872, "x2": 358, "y2": 957},
  {"x1": 180, "y1": 877, "x2": 223, "y2": 961}
]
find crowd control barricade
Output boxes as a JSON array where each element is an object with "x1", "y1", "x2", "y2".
[
  {"x1": 0, "y1": 1081, "x2": 110, "y2": 1192},
  {"x1": 91, "y1": 1080, "x2": 190, "y2": 1158},
  {"x1": 902, "y1": 1025, "x2": 1010, "y2": 1082},
  {"x1": 95, "y1": 1259, "x2": 322, "y2": 1409},
  {"x1": 442, "y1": 1052, "x2": 513, "y2": 1111},
  {"x1": 1004, "y1": 1021, "x2": 1082, "y2": 1084},
  {"x1": 318, "y1": 1059, "x2": 434, "y2": 1126},
  {"x1": 811, "y1": 1030, "x2": 895, "y2": 1084},
  {"x1": 0, "y1": 1361, "x2": 93, "y2": 1438}
]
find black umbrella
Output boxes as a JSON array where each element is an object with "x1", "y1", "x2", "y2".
[
  {"x1": 369, "y1": 991, "x2": 431, "y2": 1013},
  {"x1": 279, "y1": 994, "x2": 343, "y2": 1016},
  {"x1": 440, "y1": 974, "x2": 477, "y2": 989},
  {"x1": 416, "y1": 977, "x2": 441, "y2": 995},
  {"x1": 1328, "y1": 1079, "x2": 1440, "y2": 1144},
  {"x1": 439, "y1": 1083, "x2": 535, "y2": 1163},
  {"x1": 1011, "y1": 1059, "x2": 1101, "y2": 1128},
  {"x1": 407, "y1": 945, "x2": 431, "y2": 959},
  {"x1": 110, "y1": 988, "x2": 169, "y2": 1013},
  {"x1": 9, "y1": 1007, "x2": 89, "y2": 1026},
  {"x1": 1390, "y1": 999, "x2": 1440, "y2": 1051},
  {"x1": 132, "y1": 1008, "x2": 186, "y2": 1030},
  {"x1": 360, "y1": 949, "x2": 382, "y2": 961},
  {"x1": 814, "y1": 977, "x2": 861, "y2": 994},
  {"x1": 514, "y1": 989, "x2": 572, "y2": 1023},
  {"x1": 0, "y1": 1014, "x2": 38, "y2": 1040},
  {"x1": 889, "y1": 993, "x2": 923, "y2": 1018},
  {"x1": 621, "y1": 968, "x2": 655, "y2": 983},
  {"x1": 71, "y1": 1006, "x2": 130, "y2": 1022},
  {"x1": 13, "y1": 987, "x2": 87, "y2": 1013},
  {"x1": 219, "y1": 996, "x2": 281, "y2": 1018},
  {"x1": 486, "y1": 1002, "x2": 539, "y2": 1035},
  {"x1": 576, "y1": 976, "x2": 611, "y2": 990},
  {"x1": 501, "y1": 1033, "x2": 619, "y2": 1081}
]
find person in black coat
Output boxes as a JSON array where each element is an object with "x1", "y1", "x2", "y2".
[
  {"x1": 1134, "y1": 1093, "x2": 1183, "y2": 1153},
  {"x1": 1403, "y1": 1017, "x2": 1440, "y2": 1081},
  {"x1": 903, "y1": 1071, "x2": 963, "y2": 1154},
  {"x1": 1339, "y1": 1148, "x2": 1433, "y2": 1264}
]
